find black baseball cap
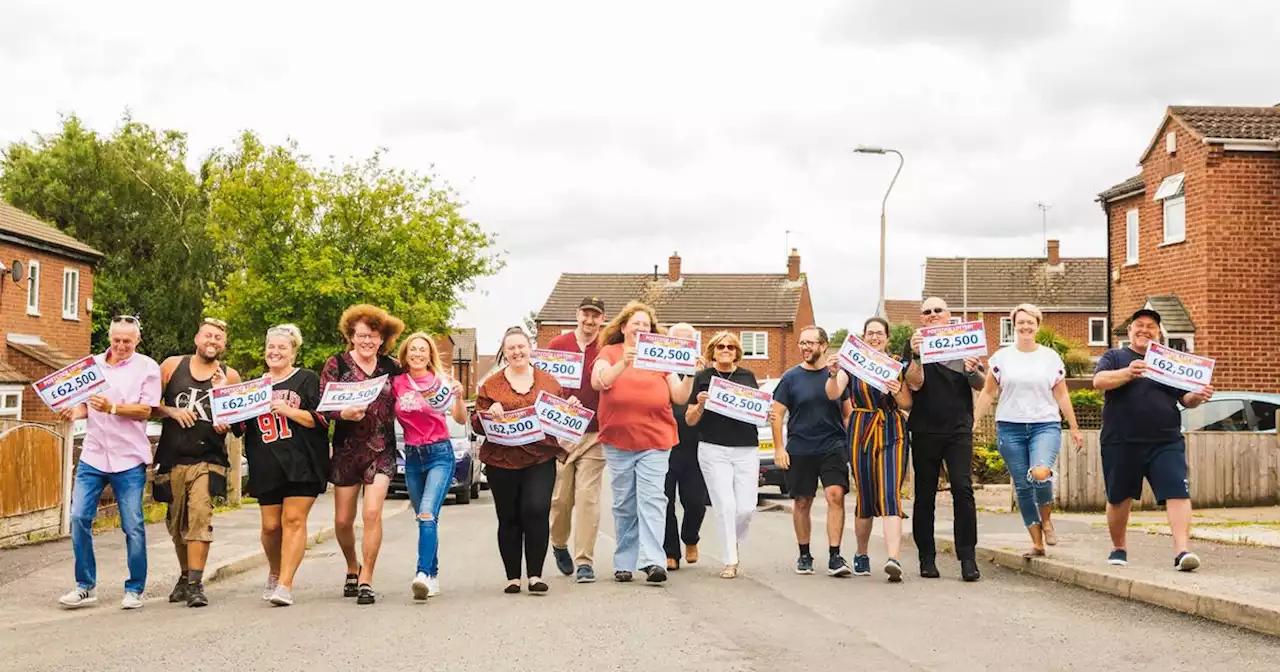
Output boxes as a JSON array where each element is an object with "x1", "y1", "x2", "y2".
[
  {"x1": 579, "y1": 297, "x2": 605, "y2": 313},
  {"x1": 1129, "y1": 308, "x2": 1162, "y2": 325}
]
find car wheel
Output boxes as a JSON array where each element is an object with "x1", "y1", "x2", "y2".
[
  {"x1": 470, "y1": 482, "x2": 481, "y2": 500},
  {"x1": 456, "y1": 484, "x2": 471, "y2": 505}
]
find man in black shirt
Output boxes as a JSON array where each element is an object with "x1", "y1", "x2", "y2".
[
  {"x1": 1094, "y1": 309, "x2": 1214, "y2": 571},
  {"x1": 904, "y1": 298, "x2": 983, "y2": 581},
  {"x1": 663, "y1": 323, "x2": 708, "y2": 570}
]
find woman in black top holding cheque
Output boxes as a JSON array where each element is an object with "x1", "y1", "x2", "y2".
[
  {"x1": 685, "y1": 331, "x2": 761, "y2": 579},
  {"x1": 243, "y1": 324, "x2": 329, "y2": 607}
]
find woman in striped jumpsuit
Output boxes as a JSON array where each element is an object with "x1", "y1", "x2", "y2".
[{"x1": 825, "y1": 317, "x2": 913, "y2": 582}]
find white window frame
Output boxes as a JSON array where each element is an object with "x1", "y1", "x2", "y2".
[
  {"x1": 948, "y1": 317, "x2": 962, "y2": 325},
  {"x1": 0, "y1": 385, "x2": 23, "y2": 420},
  {"x1": 1125, "y1": 210, "x2": 1139, "y2": 265},
  {"x1": 740, "y1": 331, "x2": 768, "y2": 360},
  {"x1": 62, "y1": 267, "x2": 80, "y2": 320},
  {"x1": 26, "y1": 259, "x2": 40, "y2": 316},
  {"x1": 999, "y1": 317, "x2": 1014, "y2": 345},
  {"x1": 1088, "y1": 318, "x2": 1108, "y2": 346},
  {"x1": 1162, "y1": 196, "x2": 1186, "y2": 245}
]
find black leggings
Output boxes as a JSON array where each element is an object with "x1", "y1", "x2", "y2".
[{"x1": 487, "y1": 460, "x2": 557, "y2": 581}]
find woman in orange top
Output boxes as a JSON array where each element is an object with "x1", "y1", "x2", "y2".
[{"x1": 591, "y1": 301, "x2": 696, "y2": 584}]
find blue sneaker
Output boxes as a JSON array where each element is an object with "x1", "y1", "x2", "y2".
[
  {"x1": 828, "y1": 555, "x2": 853, "y2": 577},
  {"x1": 1108, "y1": 549, "x2": 1128, "y2": 566},
  {"x1": 575, "y1": 565, "x2": 596, "y2": 583},
  {"x1": 1175, "y1": 551, "x2": 1200, "y2": 572},
  {"x1": 553, "y1": 547, "x2": 574, "y2": 576},
  {"x1": 852, "y1": 554, "x2": 872, "y2": 576},
  {"x1": 795, "y1": 555, "x2": 815, "y2": 575}
]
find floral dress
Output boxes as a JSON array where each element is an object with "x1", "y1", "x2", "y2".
[{"x1": 321, "y1": 351, "x2": 402, "y2": 486}]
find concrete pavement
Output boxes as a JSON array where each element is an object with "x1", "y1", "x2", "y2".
[{"x1": 2, "y1": 484, "x2": 1278, "y2": 670}]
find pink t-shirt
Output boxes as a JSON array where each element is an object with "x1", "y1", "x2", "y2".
[
  {"x1": 80, "y1": 351, "x2": 163, "y2": 474},
  {"x1": 393, "y1": 372, "x2": 450, "y2": 446}
]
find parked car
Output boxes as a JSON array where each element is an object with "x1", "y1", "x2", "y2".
[
  {"x1": 389, "y1": 415, "x2": 483, "y2": 504},
  {"x1": 755, "y1": 378, "x2": 789, "y2": 493},
  {"x1": 1180, "y1": 392, "x2": 1279, "y2": 433}
]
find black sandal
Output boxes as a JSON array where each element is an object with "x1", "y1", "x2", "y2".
[
  {"x1": 344, "y1": 566, "x2": 362, "y2": 598},
  {"x1": 356, "y1": 584, "x2": 376, "y2": 605}
]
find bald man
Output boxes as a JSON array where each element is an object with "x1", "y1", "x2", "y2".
[{"x1": 663, "y1": 323, "x2": 709, "y2": 569}]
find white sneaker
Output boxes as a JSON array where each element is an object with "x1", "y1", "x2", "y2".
[
  {"x1": 262, "y1": 575, "x2": 280, "y2": 601},
  {"x1": 58, "y1": 587, "x2": 97, "y2": 608},
  {"x1": 121, "y1": 591, "x2": 144, "y2": 610},
  {"x1": 412, "y1": 572, "x2": 429, "y2": 601},
  {"x1": 426, "y1": 575, "x2": 440, "y2": 598},
  {"x1": 268, "y1": 585, "x2": 294, "y2": 607}
]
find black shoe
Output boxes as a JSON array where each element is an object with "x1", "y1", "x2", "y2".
[
  {"x1": 504, "y1": 583, "x2": 521, "y2": 594},
  {"x1": 168, "y1": 578, "x2": 189, "y2": 603},
  {"x1": 552, "y1": 546, "x2": 574, "y2": 576},
  {"x1": 356, "y1": 584, "x2": 376, "y2": 604},
  {"x1": 529, "y1": 580, "x2": 549, "y2": 593},
  {"x1": 344, "y1": 572, "x2": 359, "y2": 598},
  {"x1": 614, "y1": 570, "x2": 633, "y2": 583},
  {"x1": 642, "y1": 565, "x2": 668, "y2": 583},
  {"x1": 185, "y1": 582, "x2": 208, "y2": 608},
  {"x1": 920, "y1": 557, "x2": 941, "y2": 579},
  {"x1": 961, "y1": 559, "x2": 981, "y2": 582}
]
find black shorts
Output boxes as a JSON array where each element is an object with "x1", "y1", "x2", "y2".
[
  {"x1": 1101, "y1": 439, "x2": 1190, "y2": 505},
  {"x1": 256, "y1": 481, "x2": 327, "y2": 506},
  {"x1": 785, "y1": 452, "x2": 850, "y2": 499}
]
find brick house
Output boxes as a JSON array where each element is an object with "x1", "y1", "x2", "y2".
[
  {"x1": 882, "y1": 299, "x2": 921, "y2": 328},
  {"x1": 0, "y1": 201, "x2": 102, "y2": 423},
  {"x1": 534, "y1": 249, "x2": 816, "y2": 381},
  {"x1": 1097, "y1": 105, "x2": 1280, "y2": 393},
  {"x1": 434, "y1": 327, "x2": 478, "y2": 396},
  {"x1": 922, "y1": 240, "x2": 1109, "y2": 359}
]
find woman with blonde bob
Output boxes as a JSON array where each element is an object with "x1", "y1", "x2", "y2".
[
  {"x1": 392, "y1": 332, "x2": 467, "y2": 600},
  {"x1": 974, "y1": 303, "x2": 1084, "y2": 557},
  {"x1": 686, "y1": 331, "x2": 761, "y2": 579},
  {"x1": 591, "y1": 301, "x2": 695, "y2": 584}
]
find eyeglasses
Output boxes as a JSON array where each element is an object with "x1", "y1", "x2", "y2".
[
  {"x1": 112, "y1": 315, "x2": 141, "y2": 326},
  {"x1": 352, "y1": 332, "x2": 382, "y2": 342},
  {"x1": 921, "y1": 307, "x2": 946, "y2": 315},
  {"x1": 797, "y1": 340, "x2": 823, "y2": 347}
]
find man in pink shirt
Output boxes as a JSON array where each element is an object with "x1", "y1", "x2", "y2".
[{"x1": 57, "y1": 316, "x2": 163, "y2": 610}]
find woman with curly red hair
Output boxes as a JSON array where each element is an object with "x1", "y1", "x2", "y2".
[{"x1": 321, "y1": 304, "x2": 405, "y2": 605}]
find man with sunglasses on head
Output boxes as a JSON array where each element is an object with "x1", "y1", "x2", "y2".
[
  {"x1": 153, "y1": 317, "x2": 241, "y2": 607},
  {"x1": 904, "y1": 298, "x2": 983, "y2": 582},
  {"x1": 58, "y1": 315, "x2": 163, "y2": 611}
]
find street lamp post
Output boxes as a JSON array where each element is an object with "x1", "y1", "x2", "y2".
[{"x1": 853, "y1": 146, "x2": 904, "y2": 319}]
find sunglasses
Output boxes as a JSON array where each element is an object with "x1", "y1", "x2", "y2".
[
  {"x1": 921, "y1": 307, "x2": 947, "y2": 315},
  {"x1": 112, "y1": 315, "x2": 142, "y2": 326},
  {"x1": 202, "y1": 317, "x2": 228, "y2": 330},
  {"x1": 714, "y1": 343, "x2": 738, "y2": 351}
]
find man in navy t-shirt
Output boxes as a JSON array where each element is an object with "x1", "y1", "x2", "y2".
[
  {"x1": 1094, "y1": 308, "x2": 1215, "y2": 572},
  {"x1": 770, "y1": 326, "x2": 853, "y2": 577}
]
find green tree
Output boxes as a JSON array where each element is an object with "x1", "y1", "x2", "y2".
[
  {"x1": 828, "y1": 327, "x2": 848, "y2": 347},
  {"x1": 889, "y1": 323, "x2": 913, "y2": 357},
  {"x1": 202, "y1": 133, "x2": 504, "y2": 374},
  {"x1": 0, "y1": 115, "x2": 217, "y2": 357}
]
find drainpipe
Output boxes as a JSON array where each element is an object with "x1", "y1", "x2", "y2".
[
  {"x1": 962, "y1": 257, "x2": 969, "y2": 321},
  {"x1": 1100, "y1": 196, "x2": 1112, "y2": 349}
]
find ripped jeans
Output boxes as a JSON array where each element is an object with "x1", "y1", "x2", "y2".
[
  {"x1": 995, "y1": 422, "x2": 1062, "y2": 529},
  {"x1": 404, "y1": 440, "x2": 456, "y2": 576}
]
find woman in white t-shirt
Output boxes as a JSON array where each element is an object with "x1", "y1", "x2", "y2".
[{"x1": 974, "y1": 304, "x2": 1084, "y2": 557}]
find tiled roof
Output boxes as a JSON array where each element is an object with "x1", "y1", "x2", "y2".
[
  {"x1": 1098, "y1": 174, "x2": 1145, "y2": 202},
  {"x1": 883, "y1": 299, "x2": 921, "y2": 327},
  {"x1": 1114, "y1": 294, "x2": 1196, "y2": 335},
  {"x1": 537, "y1": 273, "x2": 805, "y2": 326},
  {"x1": 1170, "y1": 105, "x2": 1280, "y2": 141},
  {"x1": 6, "y1": 340, "x2": 80, "y2": 370},
  {"x1": 923, "y1": 256, "x2": 1107, "y2": 312},
  {"x1": 450, "y1": 328, "x2": 477, "y2": 361},
  {"x1": 0, "y1": 360, "x2": 30, "y2": 384},
  {"x1": 0, "y1": 201, "x2": 104, "y2": 260}
]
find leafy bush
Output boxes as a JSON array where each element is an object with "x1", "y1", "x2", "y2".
[
  {"x1": 1035, "y1": 326, "x2": 1071, "y2": 358},
  {"x1": 972, "y1": 441, "x2": 1009, "y2": 484},
  {"x1": 1070, "y1": 389, "x2": 1103, "y2": 407},
  {"x1": 1063, "y1": 347, "x2": 1093, "y2": 378},
  {"x1": 889, "y1": 323, "x2": 914, "y2": 357}
]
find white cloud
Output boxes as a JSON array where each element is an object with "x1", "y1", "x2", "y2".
[{"x1": 1, "y1": 0, "x2": 1274, "y2": 352}]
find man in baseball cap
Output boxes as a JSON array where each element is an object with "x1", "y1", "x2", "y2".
[
  {"x1": 547, "y1": 297, "x2": 607, "y2": 583},
  {"x1": 1093, "y1": 307, "x2": 1214, "y2": 571}
]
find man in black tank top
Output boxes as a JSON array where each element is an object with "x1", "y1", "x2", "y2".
[{"x1": 154, "y1": 318, "x2": 241, "y2": 608}]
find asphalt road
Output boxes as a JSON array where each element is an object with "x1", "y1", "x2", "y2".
[{"x1": 2, "y1": 486, "x2": 1277, "y2": 671}]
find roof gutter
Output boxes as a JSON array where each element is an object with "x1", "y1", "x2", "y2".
[
  {"x1": 1102, "y1": 188, "x2": 1144, "y2": 203},
  {"x1": 1202, "y1": 137, "x2": 1280, "y2": 152},
  {"x1": 0, "y1": 231, "x2": 104, "y2": 265}
]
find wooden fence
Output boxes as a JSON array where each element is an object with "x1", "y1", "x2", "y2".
[
  {"x1": 0, "y1": 421, "x2": 65, "y2": 517},
  {"x1": 1055, "y1": 430, "x2": 1280, "y2": 511}
]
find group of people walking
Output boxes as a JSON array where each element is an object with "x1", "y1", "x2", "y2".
[{"x1": 56, "y1": 293, "x2": 1214, "y2": 611}]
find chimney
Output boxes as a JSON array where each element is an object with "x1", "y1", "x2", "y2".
[
  {"x1": 787, "y1": 248, "x2": 800, "y2": 281},
  {"x1": 668, "y1": 252, "x2": 681, "y2": 281},
  {"x1": 1047, "y1": 239, "x2": 1060, "y2": 266}
]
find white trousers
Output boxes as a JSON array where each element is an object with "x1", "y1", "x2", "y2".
[{"x1": 697, "y1": 442, "x2": 759, "y2": 565}]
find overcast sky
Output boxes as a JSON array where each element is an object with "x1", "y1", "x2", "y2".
[{"x1": 2, "y1": 0, "x2": 1276, "y2": 354}]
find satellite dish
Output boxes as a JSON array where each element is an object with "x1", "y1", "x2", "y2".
[{"x1": 10, "y1": 260, "x2": 23, "y2": 283}]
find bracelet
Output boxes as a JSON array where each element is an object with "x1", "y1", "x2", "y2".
[{"x1": 110, "y1": 403, "x2": 117, "y2": 415}]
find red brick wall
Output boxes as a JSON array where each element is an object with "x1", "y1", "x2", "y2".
[{"x1": 1106, "y1": 118, "x2": 1280, "y2": 392}]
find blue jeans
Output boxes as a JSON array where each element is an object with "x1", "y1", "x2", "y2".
[
  {"x1": 604, "y1": 445, "x2": 670, "y2": 572},
  {"x1": 996, "y1": 422, "x2": 1062, "y2": 529},
  {"x1": 71, "y1": 461, "x2": 148, "y2": 593},
  {"x1": 404, "y1": 440, "x2": 455, "y2": 576}
]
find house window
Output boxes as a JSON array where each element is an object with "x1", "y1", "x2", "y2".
[
  {"x1": 1153, "y1": 172, "x2": 1186, "y2": 244},
  {"x1": 0, "y1": 387, "x2": 21, "y2": 420},
  {"x1": 26, "y1": 260, "x2": 40, "y2": 316},
  {"x1": 1167, "y1": 335, "x2": 1192, "y2": 352},
  {"x1": 740, "y1": 331, "x2": 768, "y2": 359},
  {"x1": 1125, "y1": 210, "x2": 1139, "y2": 264},
  {"x1": 62, "y1": 268, "x2": 80, "y2": 320},
  {"x1": 999, "y1": 317, "x2": 1014, "y2": 345},
  {"x1": 948, "y1": 317, "x2": 962, "y2": 325},
  {"x1": 1088, "y1": 318, "x2": 1108, "y2": 346}
]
